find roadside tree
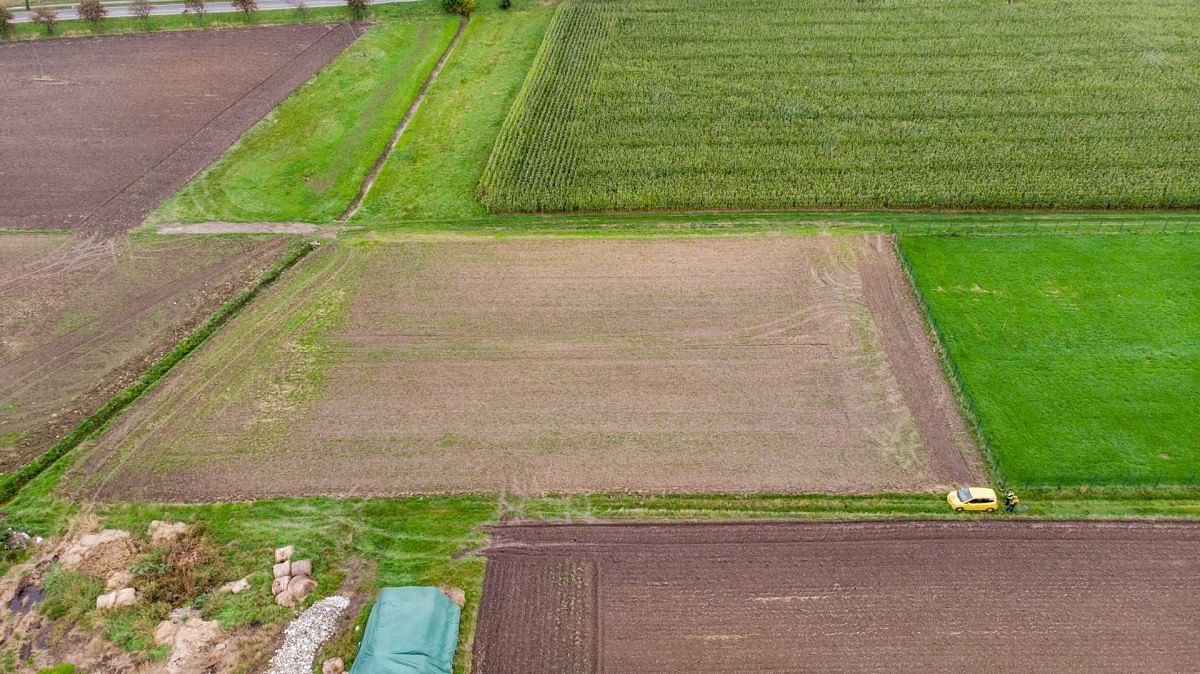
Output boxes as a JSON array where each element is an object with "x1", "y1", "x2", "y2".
[
  {"x1": 440, "y1": 0, "x2": 473, "y2": 15},
  {"x1": 29, "y1": 5, "x2": 58, "y2": 34},
  {"x1": 231, "y1": 0, "x2": 258, "y2": 16},
  {"x1": 0, "y1": 6, "x2": 14, "y2": 36},
  {"x1": 183, "y1": 0, "x2": 206, "y2": 19},
  {"x1": 345, "y1": 0, "x2": 369, "y2": 19},
  {"x1": 77, "y1": 0, "x2": 107, "y2": 25},
  {"x1": 130, "y1": 0, "x2": 154, "y2": 25}
]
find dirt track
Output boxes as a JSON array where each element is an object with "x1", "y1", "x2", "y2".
[
  {"x1": 0, "y1": 234, "x2": 285, "y2": 471},
  {"x1": 70, "y1": 234, "x2": 983, "y2": 500},
  {"x1": 0, "y1": 24, "x2": 357, "y2": 233},
  {"x1": 473, "y1": 520, "x2": 1200, "y2": 673}
]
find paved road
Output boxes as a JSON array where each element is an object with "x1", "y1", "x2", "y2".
[{"x1": 10, "y1": 0, "x2": 412, "y2": 23}]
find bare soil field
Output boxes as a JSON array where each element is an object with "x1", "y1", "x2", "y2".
[
  {"x1": 70, "y1": 234, "x2": 981, "y2": 501},
  {"x1": 0, "y1": 24, "x2": 358, "y2": 233},
  {"x1": 473, "y1": 520, "x2": 1200, "y2": 673},
  {"x1": 0, "y1": 233, "x2": 286, "y2": 471}
]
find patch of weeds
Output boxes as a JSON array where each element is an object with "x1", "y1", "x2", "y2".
[
  {"x1": 36, "y1": 665, "x2": 77, "y2": 674},
  {"x1": 39, "y1": 565, "x2": 103, "y2": 623},
  {"x1": 130, "y1": 524, "x2": 222, "y2": 606},
  {"x1": 101, "y1": 604, "x2": 161, "y2": 653},
  {"x1": 204, "y1": 571, "x2": 287, "y2": 630}
]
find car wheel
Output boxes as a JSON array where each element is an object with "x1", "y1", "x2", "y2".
[{"x1": 986, "y1": 508, "x2": 995, "y2": 512}]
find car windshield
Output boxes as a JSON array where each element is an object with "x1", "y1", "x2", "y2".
[{"x1": 956, "y1": 488, "x2": 972, "y2": 502}]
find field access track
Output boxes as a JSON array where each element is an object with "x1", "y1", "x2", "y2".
[
  {"x1": 0, "y1": 24, "x2": 358, "y2": 233},
  {"x1": 473, "y1": 520, "x2": 1200, "y2": 673}
]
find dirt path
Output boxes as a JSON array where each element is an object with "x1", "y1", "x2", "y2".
[
  {"x1": 474, "y1": 520, "x2": 1200, "y2": 673},
  {"x1": 857, "y1": 233, "x2": 981, "y2": 482}
]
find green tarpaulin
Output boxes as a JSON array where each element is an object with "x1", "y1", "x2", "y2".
[{"x1": 349, "y1": 587, "x2": 461, "y2": 674}]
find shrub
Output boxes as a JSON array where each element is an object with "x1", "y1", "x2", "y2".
[
  {"x1": 0, "y1": 6, "x2": 14, "y2": 37},
  {"x1": 344, "y1": 0, "x2": 369, "y2": 19},
  {"x1": 77, "y1": 0, "x2": 107, "y2": 25},
  {"x1": 183, "y1": 0, "x2": 205, "y2": 19},
  {"x1": 231, "y1": 0, "x2": 257, "y2": 16},
  {"x1": 129, "y1": 0, "x2": 153, "y2": 25},
  {"x1": 287, "y1": 0, "x2": 308, "y2": 19},
  {"x1": 498, "y1": 0, "x2": 511, "y2": 9},
  {"x1": 440, "y1": 0, "x2": 473, "y2": 16},
  {"x1": 29, "y1": 5, "x2": 59, "y2": 35}
]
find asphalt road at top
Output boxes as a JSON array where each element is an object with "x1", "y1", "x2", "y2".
[{"x1": 10, "y1": 0, "x2": 414, "y2": 23}]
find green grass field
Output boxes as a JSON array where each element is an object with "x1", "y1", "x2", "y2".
[
  {"x1": 351, "y1": 4, "x2": 557, "y2": 223},
  {"x1": 149, "y1": 8, "x2": 458, "y2": 224},
  {"x1": 480, "y1": 0, "x2": 1200, "y2": 212},
  {"x1": 899, "y1": 234, "x2": 1200, "y2": 487}
]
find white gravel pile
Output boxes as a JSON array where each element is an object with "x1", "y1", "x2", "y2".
[{"x1": 265, "y1": 595, "x2": 351, "y2": 674}]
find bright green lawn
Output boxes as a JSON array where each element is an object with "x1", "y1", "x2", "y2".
[
  {"x1": 480, "y1": 0, "x2": 1200, "y2": 212},
  {"x1": 899, "y1": 234, "x2": 1200, "y2": 487},
  {"x1": 150, "y1": 9, "x2": 459, "y2": 224},
  {"x1": 352, "y1": 3, "x2": 556, "y2": 223}
]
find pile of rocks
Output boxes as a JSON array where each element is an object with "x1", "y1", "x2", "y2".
[{"x1": 271, "y1": 545, "x2": 317, "y2": 608}]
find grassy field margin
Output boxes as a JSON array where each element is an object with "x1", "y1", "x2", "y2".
[{"x1": 0, "y1": 239, "x2": 314, "y2": 504}]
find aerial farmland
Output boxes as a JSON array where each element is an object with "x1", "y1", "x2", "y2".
[{"x1": 0, "y1": 0, "x2": 1197, "y2": 672}]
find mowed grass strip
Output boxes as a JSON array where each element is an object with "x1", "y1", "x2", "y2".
[
  {"x1": 151, "y1": 9, "x2": 459, "y2": 224},
  {"x1": 480, "y1": 0, "x2": 1200, "y2": 212},
  {"x1": 352, "y1": 3, "x2": 557, "y2": 223},
  {"x1": 898, "y1": 234, "x2": 1200, "y2": 487}
]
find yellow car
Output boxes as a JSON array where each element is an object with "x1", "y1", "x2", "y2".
[{"x1": 947, "y1": 487, "x2": 998, "y2": 512}]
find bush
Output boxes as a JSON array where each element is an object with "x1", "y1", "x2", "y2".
[
  {"x1": 0, "y1": 6, "x2": 14, "y2": 37},
  {"x1": 77, "y1": 0, "x2": 107, "y2": 25},
  {"x1": 498, "y1": 0, "x2": 511, "y2": 9},
  {"x1": 129, "y1": 0, "x2": 153, "y2": 25},
  {"x1": 29, "y1": 5, "x2": 59, "y2": 35},
  {"x1": 344, "y1": 0, "x2": 369, "y2": 19},
  {"x1": 440, "y1": 0, "x2": 473, "y2": 16},
  {"x1": 183, "y1": 0, "x2": 206, "y2": 18},
  {"x1": 231, "y1": 0, "x2": 257, "y2": 16}
]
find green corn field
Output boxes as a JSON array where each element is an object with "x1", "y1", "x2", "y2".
[{"x1": 479, "y1": 0, "x2": 1200, "y2": 213}]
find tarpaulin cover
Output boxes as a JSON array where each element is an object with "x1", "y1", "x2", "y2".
[{"x1": 349, "y1": 587, "x2": 461, "y2": 674}]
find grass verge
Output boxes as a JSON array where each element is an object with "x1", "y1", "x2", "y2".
[
  {"x1": 350, "y1": 1, "x2": 556, "y2": 223},
  {"x1": 897, "y1": 233, "x2": 1200, "y2": 487}
]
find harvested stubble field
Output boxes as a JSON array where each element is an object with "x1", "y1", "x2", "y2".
[
  {"x1": 0, "y1": 24, "x2": 358, "y2": 233},
  {"x1": 473, "y1": 520, "x2": 1200, "y2": 672},
  {"x1": 0, "y1": 233, "x2": 286, "y2": 471},
  {"x1": 480, "y1": 0, "x2": 1200, "y2": 212},
  {"x1": 68, "y1": 233, "x2": 981, "y2": 501}
]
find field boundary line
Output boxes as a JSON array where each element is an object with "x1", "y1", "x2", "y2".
[
  {"x1": 338, "y1": 15, "x2": 469, "y2": 222},
  {"x1": 0, "y1": 240, "x2": 315, "y2": 504},
  {"x1": 889, "y1": 234, "x2": 1006, "y2": 487}
]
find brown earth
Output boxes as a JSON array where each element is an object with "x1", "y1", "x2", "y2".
[
  {"x1": 473, "y1": 520, "x2": 1200, "y2": 673},
  {"x1": 0, "y1": 233, "x2": 286, "y2": 471},
  {"x1": 0, "y1": 24, "x2": 359, "y2": 234},
  {"x1": 70, "y1": 234, "x2": 982, "y2": 501}
]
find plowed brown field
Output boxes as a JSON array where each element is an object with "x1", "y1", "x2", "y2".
[
  {"x1": 0, "y1": 234, "x2": 285, "y2": 471},
  {"x1": 473, "y1": 520, "x2": 1200, "y2": 673},
  {"x1": 71, "y1": 234, "x2": 982, "y2": 500},
  {"x1": 0, "y1": 24, "x2": 357, "y2": 233}
]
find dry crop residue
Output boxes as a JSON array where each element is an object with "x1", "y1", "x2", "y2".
[
  {"x1": 72, "y1": 234, "x2": 981, "y2": 501},
  {"x1": 0, "y1": 25, "x2": 358, "y2": 234},
  {"x1": 473, "y1": 520, "x2": 1200, "y2": 672},
  {"x1": 0, "y1": 233, "x2": 286, "y2": 470}
]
